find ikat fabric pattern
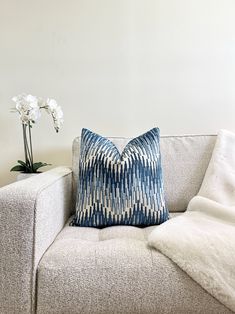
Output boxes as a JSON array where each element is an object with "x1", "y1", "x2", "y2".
[{"x1": 71, "y1": 128, "x2": 169, "y2": 228}]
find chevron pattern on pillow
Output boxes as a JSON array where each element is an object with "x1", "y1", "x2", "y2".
[{"x1": 71, "y1": 128, "x2": 169, "y2": 227}]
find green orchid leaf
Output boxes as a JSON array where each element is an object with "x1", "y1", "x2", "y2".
[
  {"x1": 17, "y1": 160, "x2": 30, "y2": 168},
  {"x1": 17, "y1": 160, "x2": 32, "y2": 172},
  {"x1": 32, "y1": 162, "x2": 51, "y2": 172},
  {"x1": 11, "y1": 161, "x2": 51, "y2": 173},
  {"x1": 10, "y1": 165, "x2": 26, "y2": 172},
  {"x1": 17, "y1": 160, "x2": 27, "y2": 166}
]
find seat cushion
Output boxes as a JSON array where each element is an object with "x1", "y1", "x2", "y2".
[{"x1": 37, "y1": 216, "x2": 232, "y2": 314}]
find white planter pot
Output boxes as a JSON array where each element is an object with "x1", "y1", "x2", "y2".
[{"x1": 16, "y1": 173, "x2": 40, "y2": 182}]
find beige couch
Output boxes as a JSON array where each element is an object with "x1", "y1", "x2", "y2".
[{"x1": 0, "y1": 134, "x2": 233, "y2": 314}]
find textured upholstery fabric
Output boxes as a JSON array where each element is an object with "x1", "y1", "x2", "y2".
[
  {"x1": 0, "y1": 167, "x2": 73, "y2": 314},
  {"x1": 73, "y1": 134, "x2": 216, "y2": 212},
  {"x1": 1, "y1": 135, "x2": 224, "y2": 314},
  {"x1": 72, "y1": 128, "x2": 168, "y2": 227},
  {"x1": 37, "y1": 217, "x2": 232, "y2": 314}
]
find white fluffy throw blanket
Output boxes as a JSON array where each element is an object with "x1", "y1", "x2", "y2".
[{"x1": 148, "y1": 129, "x2": 235, "y2": 312}]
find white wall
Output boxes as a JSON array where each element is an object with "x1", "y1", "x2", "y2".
[{"x1": 1, "y1": 0, "x2": 235, "y2": 187}]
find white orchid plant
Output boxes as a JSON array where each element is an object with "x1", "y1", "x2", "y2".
[{"x1": 11, "y1": 94, "x2": 63, "y2": 173}]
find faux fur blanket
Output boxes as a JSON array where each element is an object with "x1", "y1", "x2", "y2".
[{"x1": 148, "y1": 129, "x2": 235, "y2": 312}]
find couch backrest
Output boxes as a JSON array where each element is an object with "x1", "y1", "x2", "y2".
[{"x1": 72, "y1": 134, "x2": 216, "y2": 212}]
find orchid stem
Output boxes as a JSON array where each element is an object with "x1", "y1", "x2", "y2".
[
  {"x1": 24, "y1": 124, "x2": 33, "y2": 172},
  {"x1": 22, "y1": 124, "x2": 28, "y2": 168},
  {"x1": 28, "y1": 122, "x2": 33, "y2": 166}
]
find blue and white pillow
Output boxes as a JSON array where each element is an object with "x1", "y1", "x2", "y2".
[{"x1": 71, "y1": 128, "x2": 169, "y2": 227}]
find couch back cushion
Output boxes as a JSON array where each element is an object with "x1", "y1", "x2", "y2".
[{"x1": 73, "y1": 134, "x2": 216, "y2": 212}]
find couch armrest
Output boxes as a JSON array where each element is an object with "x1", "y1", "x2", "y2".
[{"x1": 0, "y1": 167, "x2": 73, "y2": 314}]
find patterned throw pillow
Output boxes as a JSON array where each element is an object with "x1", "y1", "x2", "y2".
[{"x1": 71, "y1": 128, "x2": 169, "y2": 227}]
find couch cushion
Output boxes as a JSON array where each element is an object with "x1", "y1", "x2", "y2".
[
  {"x1": 73, "y1": 134, "x2": 216, "y2": 212},
  {"x1": 37, "y1": 216, "x2": 231, "y2": 314},
  {"x1": 72, "y1": 128, "x2": 168, "y2": 227}
]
